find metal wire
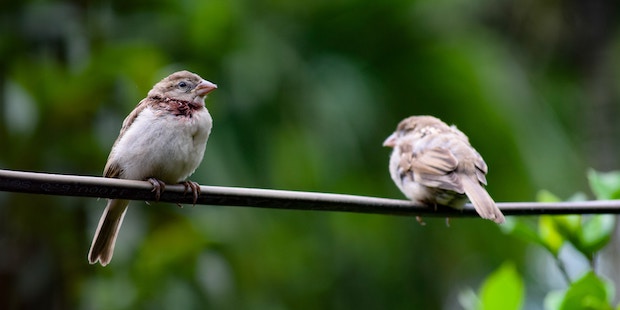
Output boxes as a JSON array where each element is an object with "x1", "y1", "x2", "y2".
[{"x1": 1, "y1": 169, "x2": 618, "y2": 217}]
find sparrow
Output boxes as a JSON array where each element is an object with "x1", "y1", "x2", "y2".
[
  {"x1": 383, "y1": 116, "x2": 505, "y2": 224},
  {"x1": 88, "y1": 70, "x2": 217, "y2": 266}
]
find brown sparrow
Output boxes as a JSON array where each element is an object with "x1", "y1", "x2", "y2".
[
  {"x1": 88, "y1": 70, "x2": 217, "y2": 266},
  {"x1": 383, "y1": 116, "x2": 505, "y2": 224}
]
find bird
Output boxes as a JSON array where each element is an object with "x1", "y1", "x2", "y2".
[
  {"x1": 383, "y1": 115, "x2": 504, "y2": 224},
  {"x1": 88, "y1": 70, "x2": 217, "y2": 266}
]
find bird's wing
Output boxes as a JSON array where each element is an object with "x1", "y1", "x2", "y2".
[
  {"x1": 472, "y1": 150, "x2": 488, "y2": 185},
  {"x1": 102, "y1": 98, "x2": 151, "y2": 179},
  {"x1": 118, "y1": 98, "x2": 149, "y2": 140},
  {"x1": 103, "y1": 159, "x2": 122, "y2": 178},
  {"x1": 403, "y1": 147, "x2": 465, "y2": 194}
]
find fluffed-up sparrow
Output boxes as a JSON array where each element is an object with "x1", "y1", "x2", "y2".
[
  {"x1": 383, "y1": 116, "x2": 505, "y2": 224},
  {"x1": 88, "y1": 70, "x2": 217, "y2": 266}
]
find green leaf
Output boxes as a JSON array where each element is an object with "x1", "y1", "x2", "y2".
[
  {"x1": 587, "y1": 169, "x2": 620, "y2": 200},
  {"x1": 500, "y1": 217, "x2": 542, "y2": 246},
  {"x1": 479, "y1": 262, "x2": 524, "y2": 310},
  {"x1": 551, "y1": 215, "x2": 582, "y2": 245},
  {"x1": 538, "y1": 214, "x2": 614, "y2": 261},
  {"x1": 557, "y1": 272, "x2": 614, "y2": 310},
  {"x1": 578, "y1": 215, "x2": 616, "y2": 256},
  {"x1": 538, "y1": 216, "x2": 565, "y2": 256}
]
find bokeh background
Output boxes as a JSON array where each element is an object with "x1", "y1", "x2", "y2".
[{"x1": 1, "y1": 0, "x2": 619, "y2": 309}]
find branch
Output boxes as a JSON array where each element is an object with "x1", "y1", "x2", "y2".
[{"x1": 0, "y1": 169, "x2": 618, "y2": 217}]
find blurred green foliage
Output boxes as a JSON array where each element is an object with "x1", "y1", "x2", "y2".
[
  {"x1": 545, "y1": 271, "x2": 614, "y2": 310},
  {"x1": 1, "y1": 0, "x2": 619, "y2": 309},
  {"x1": 478, "y1": 262, "x2": 524, "y2": 310},
  {"x1": 475, "y1": 170, "x2": 619, "y2": 310}
]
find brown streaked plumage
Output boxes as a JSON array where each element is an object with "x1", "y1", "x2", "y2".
[
  {"x1": 383, "y1": 115, "x2": 504, "y2": 224},
  {"x1": 88, "y1": 70, "x2": 217, "y2": 266}
]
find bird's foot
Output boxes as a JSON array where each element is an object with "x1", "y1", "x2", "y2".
[
  {"x1": 147, "y1": 178, "x2": 166, "y2": 201},
  {"x1": 181, "y1": 180, "x2": 201, "y2": 207},
  {"x1": 415, "y1": 216, "x2": 427, "y2": 226}
]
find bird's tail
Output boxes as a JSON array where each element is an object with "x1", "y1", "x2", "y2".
[
  {"x1": 461, "y1": 176, "x2": 505, "y2": 224},
  {"x1": 88, "y1": 199, "x2": 129, "y2": 266}
]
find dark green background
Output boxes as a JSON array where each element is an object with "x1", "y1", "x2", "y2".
[{"x1": 1, "y1": 0, "x2": 617, "y2": 309}]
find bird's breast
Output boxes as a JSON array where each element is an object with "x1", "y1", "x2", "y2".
[{"x1": 109, "y1": 106, "x2": 212, "y2": 182}]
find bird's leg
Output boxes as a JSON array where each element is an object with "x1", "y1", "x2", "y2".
[
  {"x1": 147, "y1": 178, "x2": 166, "y2": 201},
  {"x1": 180, "y1": 180, "x2": 201, "y2": 207},
  {"x1": 415, "y1": 216, "x2": 427, "y2": 226},
  {"x1": 445, "y1": 217, "x2": 451, "y2": 227}
]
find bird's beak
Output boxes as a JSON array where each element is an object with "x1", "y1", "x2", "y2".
[
  {"x1": 195, "y1": 80, "x2": 218, "y2": 96},
  {"x1": 383, "y1": 133, "x2": 397, "y2": 147}
]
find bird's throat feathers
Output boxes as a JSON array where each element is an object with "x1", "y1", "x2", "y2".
[{"x1": 149, "y1": 96, "x2": 204, "y2": 118}]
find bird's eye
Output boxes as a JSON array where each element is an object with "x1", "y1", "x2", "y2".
[{"x1": 178, "y1": 81, "x2": 188, "y2": 88}]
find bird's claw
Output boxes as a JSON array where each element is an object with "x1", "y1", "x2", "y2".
[
  {"x1": 181, "y1": 180, "x2": 201, "y2": 206},
  {"x1": 147, "y1": 178, "x2": 166, "y2": 201}
]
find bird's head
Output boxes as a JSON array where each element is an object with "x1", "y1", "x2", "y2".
[
  {"x1": 149, "y1": 70, "x2": 217, "y2": 106},
  {"x1": 383, "y1": 116, "x2": 446, "y2": 147}
]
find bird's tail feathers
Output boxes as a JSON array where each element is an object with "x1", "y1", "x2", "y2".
[
  {"x1": 461, "y1": 176, "x2": 505, "y2": 224},
  {"x1": 88, "y1": 199, "x2": 129, "y2": 266}
]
